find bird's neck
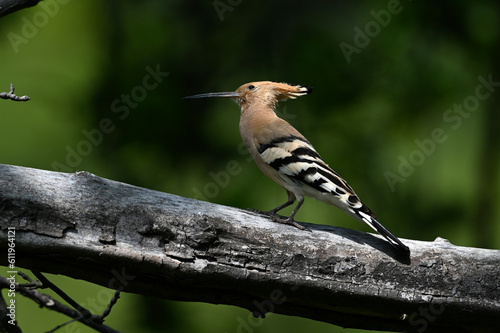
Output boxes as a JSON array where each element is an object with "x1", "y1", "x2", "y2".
[
  {"x1": 239, "y1": 102, "x2": 279, "y2": 140},
  {"x1": 240, "y1": 101, "x2": 278, "y2": 124}
]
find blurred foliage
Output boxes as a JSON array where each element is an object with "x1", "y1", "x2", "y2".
[{"x1": 0, "y1": 0, "x2": 499, "y2": 332}]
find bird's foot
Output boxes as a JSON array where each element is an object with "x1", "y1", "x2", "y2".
[
  {"x1": 271, "y1": 216, "x2": 311, "y2": 231},
  {"x1": 247, "y1": 208, "x2": 270, "y2": 216},
  {"x1": 247, "y1": 209, "x2": 310, "y2": 231},
  {"x1": 247, "y1": 208, "x2": 285, "y2": 218}
]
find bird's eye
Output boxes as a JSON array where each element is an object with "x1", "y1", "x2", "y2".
[{"x1": 248, "y1": 85, "x2": 255, "y2": 90}]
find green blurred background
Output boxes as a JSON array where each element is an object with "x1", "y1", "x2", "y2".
[{"x1": 1, "y1": 0, "x2": 499, "y2": 332}]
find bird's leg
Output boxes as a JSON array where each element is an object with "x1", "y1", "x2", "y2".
[
  {"x1": 267, "y1": 198, "x2": 296, "y2": 218},
  {"x1": 248, "y1": 191, "x2": 295, "y2": 218},
  {"x1": 271, "y1": 197, "x2": 309, "y2": 231},
  {"x1": 248, "y1": 200, "x2": 291, "y2": 218},
  {"x1": 249, "y1": 192, "x2": 309, "y2": 231}
]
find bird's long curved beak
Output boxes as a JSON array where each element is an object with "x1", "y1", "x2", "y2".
[{"x1": 182, "y1": 91, "x2": 240, "y2": 99}]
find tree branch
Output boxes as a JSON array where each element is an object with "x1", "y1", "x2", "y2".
[
  {"x1": 0, "y1": 0, "x2": 42, "y2": 18},
  {"x1": 0, "y1": 275, "x2": 120, "y2": 333},
  {"x1": 0, "y1": 84, "x2": 30, "y2": 102},
  {"x1": 0, "y1": 164, "x2": 499, "y2": 332},
  {"x1": 30, "y1": 270, "x2": 102, "y2": 323}
]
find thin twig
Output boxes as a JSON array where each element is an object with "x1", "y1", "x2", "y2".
[
  {"x1": 17, "y1": 271, "x2": 42, "y2": 289},
  {"x1": 0, "y1": 0, "x2": 43, "y2": 19},
  {"x1": 46, "y1": 290, "x2": 121, "y2": 332},
  {"x1": 45, "y1": 316, "x2": 81, "y2": 333},
  {"x1": 0, "y1": 276, "x2": 120, "y2": 333},
  {"x1": 96, "y1": 291, "x2": 121, "y2": 321},
  {"x1": 17, "y1": 271, "x2": 34, "y2": 283},
  {"x1": 27, "y1": 272, "x2": 121, "y2": 327},
  {"x1": 31, "y1": 271, "x2": 96, "y2": 321},
  {"x1": 0, "y1": 84, "x2": 30, "y2": 102}
]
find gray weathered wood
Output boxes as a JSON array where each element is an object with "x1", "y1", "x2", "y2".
[
  {"x1": 0, "y1": 164, "x2": 499, "y2": 332},
  {"x1": 0, "y1": 0, "x2": 42, "y2": 18}
]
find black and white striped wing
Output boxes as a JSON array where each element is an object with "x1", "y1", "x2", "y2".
[
  {"x1": 257, "y1": 134, "x2": 410, "y2": 253},
  {"x1": 257, "y1": 134, "x2": 361, "y2": 207}
]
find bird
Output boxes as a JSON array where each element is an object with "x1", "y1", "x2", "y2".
[{"x1": 184, "y1": 81, "x2": 410, "y2": 254}]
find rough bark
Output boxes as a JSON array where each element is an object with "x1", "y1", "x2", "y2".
[{"x1": 0, "y1": 164, "x2": 499, "y2": 333}]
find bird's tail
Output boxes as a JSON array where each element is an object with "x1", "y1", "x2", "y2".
[{"x1": 356, "y1": 210, "x2": 410, "y2": 254}]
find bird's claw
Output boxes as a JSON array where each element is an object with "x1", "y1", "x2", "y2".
[
  {"x1": 247, "y1": 208, "x2": 310, "y2": 231},
  {"x1": 247, "y1": 208, "x2": 271, "y2": 216},
  {"x1": 271, "y1": 216, "x2": 311, "y2": 232},
  {"x1": 247, "y1": 209, "x2": 288, "y2": 220}
]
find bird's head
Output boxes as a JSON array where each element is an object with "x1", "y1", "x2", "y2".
[{"x1": 183, "y1": 81, "x2": 312, "y2": 110}]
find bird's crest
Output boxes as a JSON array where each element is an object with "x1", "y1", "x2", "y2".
[{"x1": 239, "y1": 81, "x2": 312, "y2": 102}]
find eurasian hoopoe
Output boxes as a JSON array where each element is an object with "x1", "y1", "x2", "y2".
[{"x1": 184, "y1": 81, "x2": 410, "y2": 254}]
